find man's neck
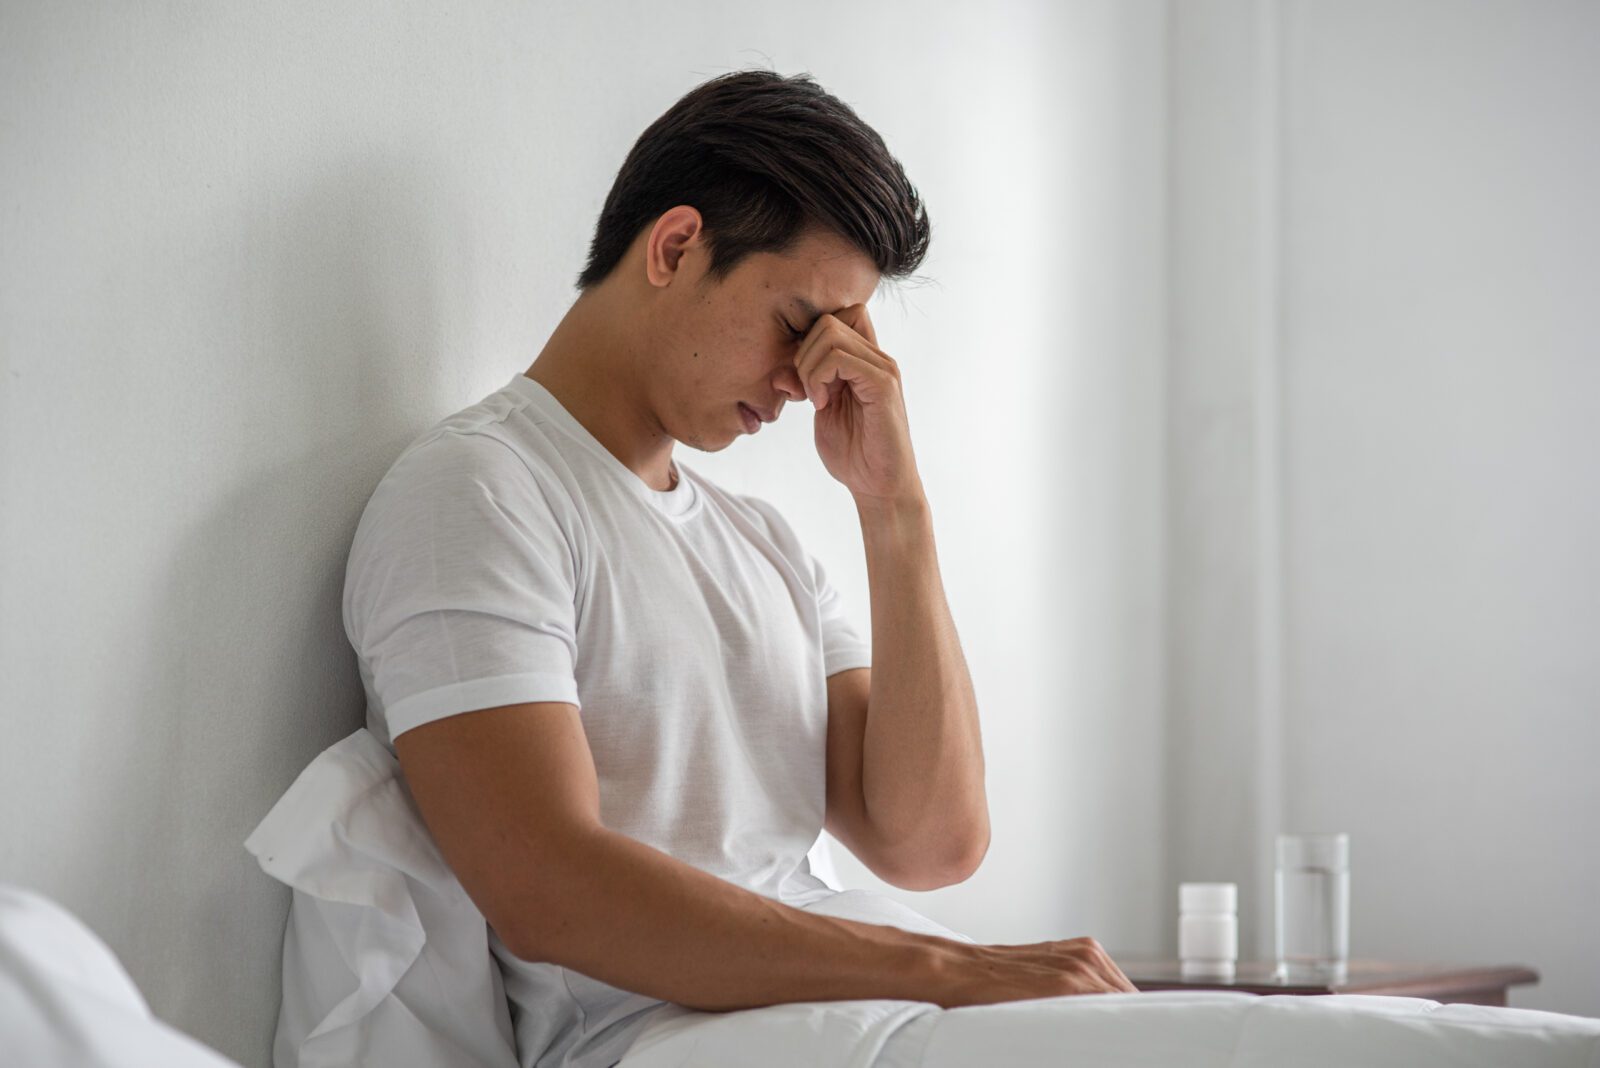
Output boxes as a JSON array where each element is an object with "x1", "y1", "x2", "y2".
[{"x1": 524, "y1": 291, "x2": 677, "y2": 492}]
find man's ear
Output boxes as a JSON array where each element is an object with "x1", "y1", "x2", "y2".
[{"x1": 644, "y1": 205, "x2": 705, "y2": 288}]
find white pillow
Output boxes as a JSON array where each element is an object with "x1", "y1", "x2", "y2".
[
  {"x1": 244, "y1": 727, "x2": 519, "y2": 1068},
  {"x1": 0, "y1": 883, "x2": 245, "y2": 1067}
]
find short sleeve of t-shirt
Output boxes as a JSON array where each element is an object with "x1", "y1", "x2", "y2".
[
  {"x1": 810, "y1": 550, "x2": 873, "y2": 678},
  {"x1": 342, "y1": 429, "x2": 584, "y2": 743}
]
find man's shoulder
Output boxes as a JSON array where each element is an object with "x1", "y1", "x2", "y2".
[
  {"x1": 354, "y1": 425, "x2": 584, "y2": 556},
  {"x1": 385, "y1": 424, "x2": 569, "y2": 501},
  {"x1": 712, "y1": 482, "x2": 787, "y2": 537},
  {"x1": 705, "y1": 483, "x2": 820, "y2": 570}
]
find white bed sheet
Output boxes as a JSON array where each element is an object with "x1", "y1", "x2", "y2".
[
  {"x1": 617, "y1": 888, "x2": 1600, "y2": 1068},
  {"x1": 620, "y1": 988, "x2": 1600, "y2": 1068}
]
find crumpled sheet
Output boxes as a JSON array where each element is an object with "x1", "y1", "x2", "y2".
[
  {"x1": 0, "y1": 883, "x2": 245, "y2": 1068},
  {"x1": 244, "y1": 726, "x2": 519, "y2": 1068}
]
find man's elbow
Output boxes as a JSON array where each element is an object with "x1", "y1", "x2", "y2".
[
  {"x1": 882, "y1": 819, "x2": 990, "y2": 891},
  {"x1": 941, "y1": 820, "x2": 991, "y2": 886}
]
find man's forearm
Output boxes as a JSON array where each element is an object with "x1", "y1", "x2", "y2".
[
  {"x1": 507, "y1": 821, "x2": 974, "y2": 1009},
  {"x1": 854, "y1": 494, "x2": 988, "y2": 877}
]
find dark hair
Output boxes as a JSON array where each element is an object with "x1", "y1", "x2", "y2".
[{"x1": 574, "y1": 69, "x2": 931, "y2": 291}]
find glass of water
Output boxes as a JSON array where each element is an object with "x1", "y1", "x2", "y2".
[{"x1": 1274, "y1": 832, "x2": 1349, "y2": 983}]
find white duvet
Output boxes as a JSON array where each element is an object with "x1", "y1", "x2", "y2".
[
  {"x1": 618, "y1": 891, "x2": 1600, "y2": 1068},
  {"x1": 621, "y1": 989, "x2": 1600, "y2": 1068}
]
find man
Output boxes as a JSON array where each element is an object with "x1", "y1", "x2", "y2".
[{"x1": 342, "y1": 69, "x2": 1136, "y2": 1068}]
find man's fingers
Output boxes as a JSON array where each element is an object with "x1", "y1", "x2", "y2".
[
  {"x1": 837, "y1": 302, "x2": 879, "y2": 347},
  {"x1": 794, "y1": 314, "x2": 894, "y2": 395},
  {"x1": 804, "y1": 347, "x2": 898, "y2": 410}
]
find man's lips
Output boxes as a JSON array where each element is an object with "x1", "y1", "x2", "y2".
[{"x1": 739, "y1": 402, "x2": 777, "y2": 433}]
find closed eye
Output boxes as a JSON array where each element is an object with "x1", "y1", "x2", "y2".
[{"x1": 783, "y1": 320, "x2": 807, "y2": 341}]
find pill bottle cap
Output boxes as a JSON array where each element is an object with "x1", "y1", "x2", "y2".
[{"x1": 1179, "y1": 882, "x2": 1237, "y2": 914}]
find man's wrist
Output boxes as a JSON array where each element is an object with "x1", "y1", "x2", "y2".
[
  {"x1": 903, "y1": 932, "x2": 985, "y2": 1009},
  {"x1": 853, "y1": 489, "x2": 931, "y2": 531}
]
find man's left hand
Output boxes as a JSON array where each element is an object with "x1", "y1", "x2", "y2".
[{"x1": 793, "y1": 302, "x2": 924, "y2": 508}]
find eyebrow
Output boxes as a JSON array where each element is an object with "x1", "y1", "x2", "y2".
[{"x1": 790, "y1": 296, "x2": 823, "y2": 322}]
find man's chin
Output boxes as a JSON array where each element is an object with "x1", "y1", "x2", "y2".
[{"x1": 676, "y1": 436, "x2": 722, "y2": 454}]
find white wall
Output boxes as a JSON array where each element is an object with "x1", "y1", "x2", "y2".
[
  {"x1": 1167, "y1": 0, "x2": 1599, "y2": 1016},
  {"x1": 0, "y1": 2, "x2": 1168, "y2": 1063}
]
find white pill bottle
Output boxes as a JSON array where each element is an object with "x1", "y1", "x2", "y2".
[{"x1": 1178, "y1": 882, "x2": 1238, "y2": 980}]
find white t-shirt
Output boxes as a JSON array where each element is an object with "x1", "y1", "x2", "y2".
[{"x1": 341, "y1": 370, "x2": 875, "y2": 1068}]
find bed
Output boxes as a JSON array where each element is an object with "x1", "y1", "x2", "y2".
[
  {"x1": 618, "y1": 988, "x2": 1600, "y2": 1068},
  {"x1": 606, "y1": 879, "x2": 1600, "y2": 1068},
  {"x1": 226, "y1": 726, "x2": 1600, "y2": 1068},
  {"x1": 7, "y1": 743, "x2": 1599, "y2": 1068}
]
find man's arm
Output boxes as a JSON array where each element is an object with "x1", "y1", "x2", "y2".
[
  {"x1": 395, "y1": 699, "x2": 982, "y2": 1011},
  {"x1": 397, "y1": 697, "x2": 1137, "y2": 1011},
  {"x1": 822, "y1": 497, "x2": 989, "y2": 891},
  {"x1": 790, "y1": 301, "x2": 988, "y2": 890}
]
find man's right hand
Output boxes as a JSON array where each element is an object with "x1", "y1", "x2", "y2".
[{"x1": 926, "y1": 936, "x2": 1141, "y2": 1005}]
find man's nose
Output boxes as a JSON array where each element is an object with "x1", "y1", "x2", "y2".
[{"x1": 773, "y1": 366, "x2": 806, "y2": 403}]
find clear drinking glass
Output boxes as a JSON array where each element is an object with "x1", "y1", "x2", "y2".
[{"x1": 1274, "y1": 832, "x2": 1349, "y2": 983}]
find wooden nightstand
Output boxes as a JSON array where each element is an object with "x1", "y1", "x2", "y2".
[{"x1": 1110, "y1": 958, "x2": 1540, "y2": 1007}]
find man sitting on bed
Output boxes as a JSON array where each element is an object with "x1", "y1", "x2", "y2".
[{"x1": 340, "y1": 68, "x2": 1138, "y2": 1068}]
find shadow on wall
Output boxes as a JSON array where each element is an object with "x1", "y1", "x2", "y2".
[{"x1": 52, "y1": 153, "x2": 469, "y2": 1065}]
